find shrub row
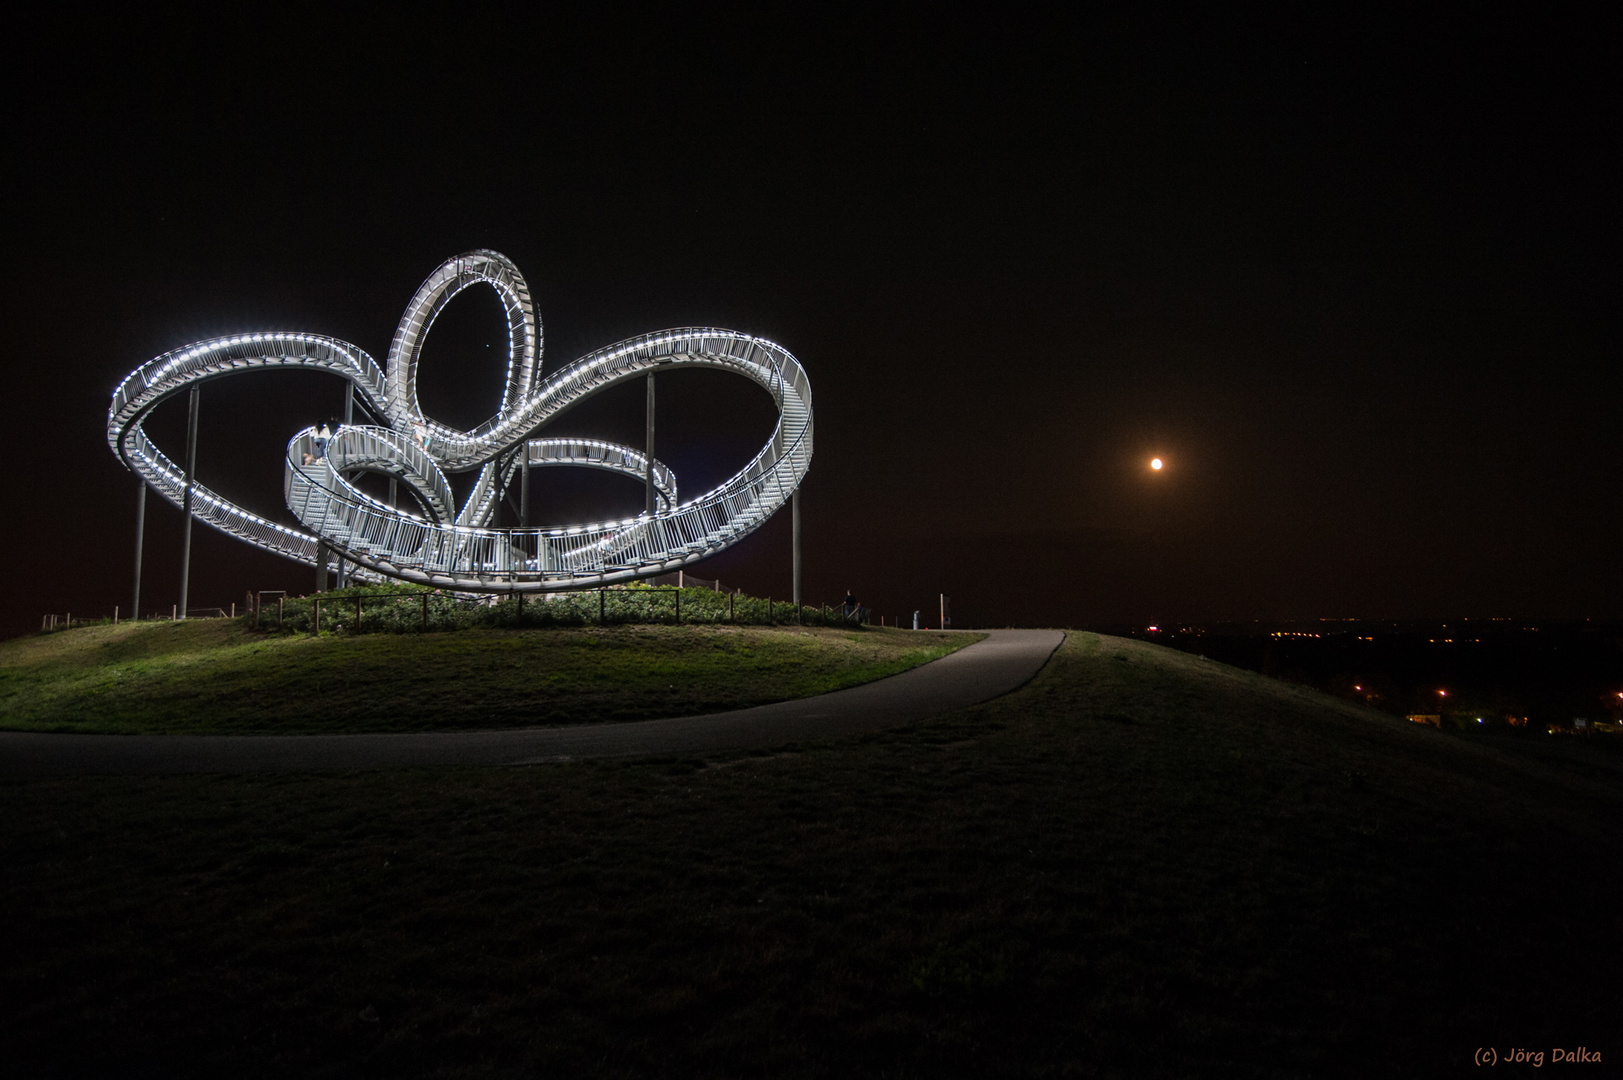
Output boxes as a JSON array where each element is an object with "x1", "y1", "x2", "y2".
[{"x1": 248, "y1": 583, "x2": 865, "y2": 634}]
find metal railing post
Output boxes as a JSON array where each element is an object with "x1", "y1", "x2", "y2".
[{"x1": 178, "y1": 385, "x2": 200, "y2": 619}]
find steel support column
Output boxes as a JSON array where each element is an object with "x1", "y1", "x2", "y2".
[
  {"x1": 336, "y1": 386, "x2": 353, "y2": 592},
  {"x1": 792, "y1": 486, "x2": 802, "y2": 623},
  {"x1": 521, "y1": 455, "x2": 530, "y2": 526},
  {"x1": 341, "y1": 386, "x2": 355, "y2": 594},
  {"x1": 131, "y1": 479, "x2": 147, "y2": 621},
  {"x1": 178, "y1": 384, "x2": 200, "y2": 619},
  {"x1": 644, "y1": 373, "x2": 656, "y2": 516}
]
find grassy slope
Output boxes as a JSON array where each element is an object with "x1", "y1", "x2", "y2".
[
  {"x1": 2, "y1": 632, "x2": 1619, "y2": 1078},
  {"x1": 0, "y1": 620, "x2": 981, "y2": 734}
]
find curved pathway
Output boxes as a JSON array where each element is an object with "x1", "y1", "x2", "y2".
[{"x1": 0, "y1": 630, "x2": 1064, "y2": 776}]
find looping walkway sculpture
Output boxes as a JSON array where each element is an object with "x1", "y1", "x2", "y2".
[{"x1": 107, "y1": 251, "x2": 813, "y2": 591}]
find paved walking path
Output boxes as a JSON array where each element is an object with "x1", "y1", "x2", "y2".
[{"x1": 0, "y1": 629, "x2": 1064, "y2": 776}]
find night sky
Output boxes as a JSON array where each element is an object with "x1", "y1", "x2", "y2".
[{"x1": 4, "y1": 10, "x2": 1617, "y2": 639}]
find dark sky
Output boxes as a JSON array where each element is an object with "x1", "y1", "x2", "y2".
[{"x1": 3, "y1": 9, "x2": 1617, "y2": 638}]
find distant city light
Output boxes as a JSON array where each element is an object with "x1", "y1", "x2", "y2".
[
  {"x1": 1150, "y1": 457, "x2": 1164, "y2": 470},
  {"x1": 1147, "y1": 625, "x2": 1159, "y2": 632}
]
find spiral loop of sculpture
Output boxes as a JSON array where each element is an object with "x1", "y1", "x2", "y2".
[{"x1": 107, "y1": 251, "x2": 813, "y2": 591}]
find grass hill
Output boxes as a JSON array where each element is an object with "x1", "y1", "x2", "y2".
[
  {"x1": 0, "y1": 618, "x2": 978, "y2": 734},
  {"x1": 3, "y1": 631, "x2": 1619, "y2": 1077}
]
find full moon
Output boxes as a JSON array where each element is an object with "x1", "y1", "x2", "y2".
[{"x1": 1150, "y1": 457, "x2": 1164, "y2": 471}]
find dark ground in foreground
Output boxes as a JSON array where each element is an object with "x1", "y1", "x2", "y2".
[{"x1": 2, "y1": 633, "x2": 1618, "y2": 1077}]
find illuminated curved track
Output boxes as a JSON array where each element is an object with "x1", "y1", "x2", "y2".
[{"x1": 107, "y1": 251, "x2": 813, "y2": 591}]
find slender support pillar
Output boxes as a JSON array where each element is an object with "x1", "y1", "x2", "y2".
[
  {"x1": 178, "y1": 385, "x2": 200, "y2": 619},
  {"x1": 316, "y1": 540, "x2": 330, "y2": 593},
  {"x1": 644, "y1": 373, "x2": 656, "y2": 516},
  {"x1": 521, "y1": 456, "x2": 530, "y2": 526},
  {"x1": 340, "y1": 390, "x2": 356, "y2": 593},
  {"x1": 389, "y1": 475, "x2": 397, "y2": 508},
  {"x1": 792, "y1": 486, "x2": 802, "y2": 623},
  {"x1": 132, "y1": 480, "x2": 147, "y2": 621},
  {"x1": 338, "y1": 389, "x2": 352, "y2": 593}
]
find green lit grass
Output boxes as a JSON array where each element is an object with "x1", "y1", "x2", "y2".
[
  {"x1": 0, "y1": 619, "x2": 981, "y2": 735},
  {"x1": 2, "y1": 633, "x2": 1618, "y2": 1077}
]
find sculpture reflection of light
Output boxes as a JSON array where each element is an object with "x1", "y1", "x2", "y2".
[{"x1": 108, "y1": 251, "x2": 813, "y2": 591}]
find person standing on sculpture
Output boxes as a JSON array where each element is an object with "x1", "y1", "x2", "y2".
[{"x1": 314, "y1": 422, "x2": 331, "y2": 461}]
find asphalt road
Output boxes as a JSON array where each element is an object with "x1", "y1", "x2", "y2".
[{"x1": 0, "y1": 629, "x2": 1064, "y2": 775}]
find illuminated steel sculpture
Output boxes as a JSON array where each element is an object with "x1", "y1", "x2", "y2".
[{"x1": 108, "y1": 251, "x2": 813, "y2": 591}]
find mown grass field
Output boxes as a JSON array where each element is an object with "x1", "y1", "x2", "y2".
[
  {"x1": 0, "y1": 620, "x2": 979, "y2": 734},
  {"x1": 2, "y1": 632, "x2": 1619, "y2": 1077}
]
